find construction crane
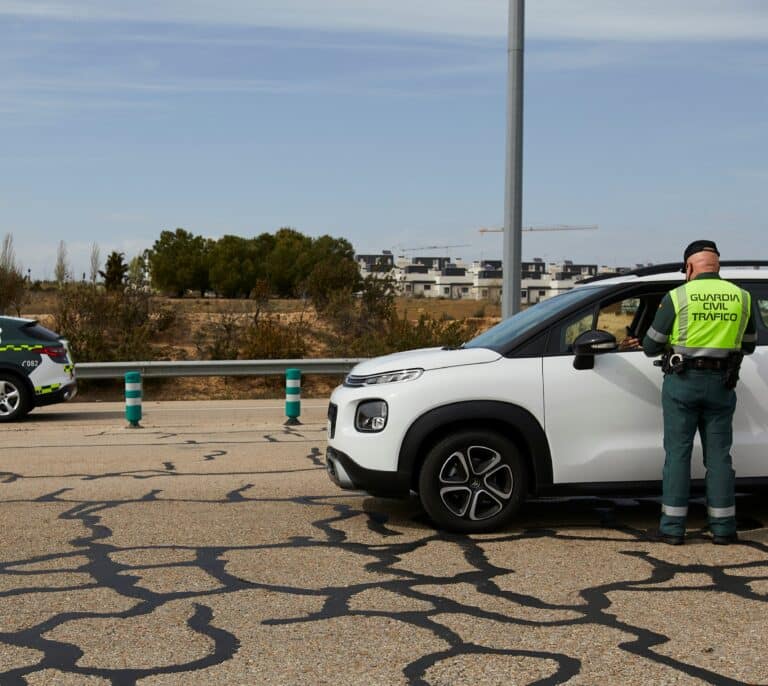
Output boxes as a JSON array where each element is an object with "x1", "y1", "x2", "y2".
[
  {"x1": 478, "y1": 224, "x2": 598, "y2": 234},
  {"x1": 397, "y1": 243, "x2": 471, "y2": 252}
]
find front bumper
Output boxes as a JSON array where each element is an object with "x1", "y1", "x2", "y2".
[{"x1": 325, "y1": 446, "x2": 410, "y2": 498}]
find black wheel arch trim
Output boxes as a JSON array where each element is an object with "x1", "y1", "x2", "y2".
[{"x1": 398, "y1": 401, "x2": 553, "y2": 493}]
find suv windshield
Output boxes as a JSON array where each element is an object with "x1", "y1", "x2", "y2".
[{"x1": 464, "y1": 285, "x2": 609, "y2": 350}]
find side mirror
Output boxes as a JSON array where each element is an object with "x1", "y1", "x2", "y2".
[{"x1": 573, "y1": 330, "x2": 618, "y2": 370}]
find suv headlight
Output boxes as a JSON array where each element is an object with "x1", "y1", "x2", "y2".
[
  {"x1": 355, "y1": 400, "x2": 388, "y2": 433},
  {"x1": 345, "y1": 368, "x2": 423, "y2": 387}
]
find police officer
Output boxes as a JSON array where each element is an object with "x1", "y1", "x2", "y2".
[{"x1": 642, "y1": 240, "x2": 756, "y2": 545}]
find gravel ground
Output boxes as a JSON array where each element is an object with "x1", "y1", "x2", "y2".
[{"x1": 1, "y1": 401, "x2": 766, "y2": 685}]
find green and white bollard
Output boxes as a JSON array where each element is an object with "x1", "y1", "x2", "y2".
[
  {"x1": 285, "y1": 368, "x2": 301, "y2": 425},
  {"x1": 125, "y1": 371, "x2": 143, "y2": 428}
]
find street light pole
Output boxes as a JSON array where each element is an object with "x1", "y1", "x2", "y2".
[{"x1": 503, "y1": 0, "x2": 525, "y2": 318}]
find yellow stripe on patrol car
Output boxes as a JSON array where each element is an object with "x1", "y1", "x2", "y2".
[
  {"x1": 35, "y1": 383, "x2": 62, "y2": 395},
  {"x1": 0, "y1": 344, "x2": 44, "y2": 352}
]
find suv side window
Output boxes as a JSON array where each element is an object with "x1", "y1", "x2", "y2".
[
  {"x1": 738, "y1": 282, "x2": 768, "y2": 346},
  {"x1": 548, "y1": 288, "x2": 669, "y2": 355},
  {"x1": 759, "y1": 298, "x2": 768, "y2": 335},
  {"x1": 562, "y1": 311, "x2": 593, "y2": 350},
  {"x1": 595, "y1": 298, "x2": 639, "y2": 343}
]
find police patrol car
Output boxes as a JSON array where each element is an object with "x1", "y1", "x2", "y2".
[
  {"x1": 0, "y1": 316, "x2": 77, "y2": 421},
  {"x1": 326, "y1": 261, "x2": 768, "y2": 532}
]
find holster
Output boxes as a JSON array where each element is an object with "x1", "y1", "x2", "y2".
[{"x1": 724, "y1": 352, "x2": 744, "y2": 390}]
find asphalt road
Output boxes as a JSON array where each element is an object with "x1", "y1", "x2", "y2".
[{"x1": 1, "y1": 400, "x2": 767, "y2": 685}]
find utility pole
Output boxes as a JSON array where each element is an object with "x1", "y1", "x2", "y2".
[{"x1": 503, "y1": 0, "x2": 525, "y2": 318}]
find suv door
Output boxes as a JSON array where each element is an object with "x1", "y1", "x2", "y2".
[
  {"x1": 542, "y1": 285, "x2": 674, "y2": 485},
  {"x1": 729, "y1": 280, "x2": 768, "y2": 478}
]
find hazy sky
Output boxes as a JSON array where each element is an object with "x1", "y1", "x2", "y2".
[{"x1": 2, "y1": 1, "x2": 767, "y2": 278}]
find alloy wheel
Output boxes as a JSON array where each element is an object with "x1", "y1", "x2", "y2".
[
  {"x1": 437, "y1": 445, "x2": 514, "y2": 522},
  {"x1": 0, "y1": 379, "x2": 21, "y2": 418}
]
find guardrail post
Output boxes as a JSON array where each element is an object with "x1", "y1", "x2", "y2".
[
  {"x1": 285, "y1": 368, "x2": 301, "y2": 425},
  {"x1": 125, "y1": 371, "x2": 143, "y2": 428}
]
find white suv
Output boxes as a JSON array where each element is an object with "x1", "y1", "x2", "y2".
[{"x1": 326, "y1": 262, "x2": 768, "y2": 532}]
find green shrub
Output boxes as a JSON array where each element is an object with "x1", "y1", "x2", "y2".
[
  {"x1": 194, "y1": 311, "x2": 244, "y2": 360},
  {"x1": 150, "y1": 303, "x2": 178, "y2": 333},
  {"x1": 54, "y1": 284, "x2": 158, "y2": 361},
  {"x1": 241, "y1": 313, "x2": 308, "y2": 359},
  {"x1": 328, "y1": 307, "x2": 480, "y2": 358},
  {"x1": 194, "y1": 308, "x2": 309, "y2": 361}
]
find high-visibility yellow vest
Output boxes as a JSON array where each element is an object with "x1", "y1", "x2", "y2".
[{"x1": 669, "y1": 278, "x2": 751, "y2": 357}]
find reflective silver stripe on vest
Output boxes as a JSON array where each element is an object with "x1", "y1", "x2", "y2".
[
  {"x1": 742, "y1": 332, "x2": 757, "y2": 343},
  {"x1": 708, "y1": 505, "x2": 736, "y2": 518},
  {"x1": 662, "y1": 504, "x2": 688, "y2": 517},
  {"x1": 674, "y1": 286, "x2": 689, "y2": 345},
  {"x1": 646, "y1": 326, "x2": 669, "y2": 344},
  {"x1": 671, "y1": 345, "x2": 732, "y2": 358}
]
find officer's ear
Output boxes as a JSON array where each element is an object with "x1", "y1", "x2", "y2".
[{"x1": 685, "y1": 261, "x2": 693, "y2": 281}]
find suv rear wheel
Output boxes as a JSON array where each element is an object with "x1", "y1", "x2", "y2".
[
  {"x1": 418, "y1": 429, "x2": 528, "y2": 533},
  {"x1": 0, "y1": 373, "x2": 32, "y2": 422}
]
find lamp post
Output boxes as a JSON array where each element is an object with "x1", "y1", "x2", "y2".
[{"x1": 502, "y1": 0, "x2": 525, "y2": 318}]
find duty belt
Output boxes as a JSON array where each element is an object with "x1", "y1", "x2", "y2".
[
  {"x1": 655, "y1": 353, "x2": 729, "y2": 374},
  {"x1": 685, "y1": 357, "x2": 729, "y2": 371}
]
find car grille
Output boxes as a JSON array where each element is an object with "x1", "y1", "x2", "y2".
[{"x1": 327, "y1": 403, "x2": 338, "y2": 439}]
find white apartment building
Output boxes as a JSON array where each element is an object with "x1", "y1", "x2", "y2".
[{"x1": 357, "y1": 252, "x2": 632, "y2": 302}]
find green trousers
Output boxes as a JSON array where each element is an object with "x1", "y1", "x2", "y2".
[{"x1": 660, "y1": 370, "x2": 737, "y2": 537}]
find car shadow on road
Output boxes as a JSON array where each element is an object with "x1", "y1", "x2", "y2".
[
  {"x1": 21, "y1": 409, "x2": 126, "y2": 423},
  {"x1": 362, "y1": 492, "x2": 768, "y2": 538}
]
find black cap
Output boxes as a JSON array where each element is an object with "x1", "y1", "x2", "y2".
[{"x1": 681, "y1": 240, "x2": 720, "y2": 271}]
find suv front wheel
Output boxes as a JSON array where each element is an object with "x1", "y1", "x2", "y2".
[{"x1": 418, "y1": 429, "x2": 528, "y2": 533}]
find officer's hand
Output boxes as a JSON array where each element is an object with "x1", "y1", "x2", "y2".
[{"x1": 618, "y1": 336, "x2": 642, "y2": 351}]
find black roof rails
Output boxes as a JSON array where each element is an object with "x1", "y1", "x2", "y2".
[
  {"x1": 577, "y1": 261, "x2": 768, "y2": 285},
  {"x1": 577, "y1": 263, "x2": 678, "y2": 284},
  {"x1": 709, "y1": 260, "x2": 768, "y2": 269}
]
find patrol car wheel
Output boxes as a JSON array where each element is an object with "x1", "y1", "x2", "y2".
[
  {"x1": 0, "y1": 374, "x2": 31, "y2": 422},
  {"x1": 418, "y1": 429, "x2": 528, "y2": 533}
]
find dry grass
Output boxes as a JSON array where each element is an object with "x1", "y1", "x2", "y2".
[
  {"x1": 21, "y1": 292, "x2": 500, "y2": 401},
  {"x1": 22, "y1": 292, "x2": 499, "y2": 324},
  {"x1": 396, "y1": 296, "x2": 500, "y2": 321}
]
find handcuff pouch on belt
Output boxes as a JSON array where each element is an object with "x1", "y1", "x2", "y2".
[{"x1": 655, "y1": 351, "x2": 685, "y2": 375}]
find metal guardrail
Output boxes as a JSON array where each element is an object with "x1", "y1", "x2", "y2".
[{"x1": 77, "y1": 359, "x2": 367, "y2": 380}]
